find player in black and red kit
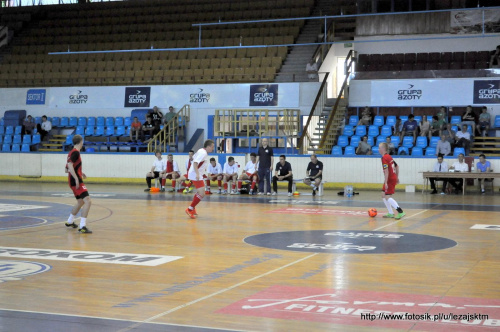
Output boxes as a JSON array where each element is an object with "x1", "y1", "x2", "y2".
[
  {"x1": 65, "y1": 135, "x2": 93, "y2": 233},
  {"x1": 379, "y1": 142, "x2": 405, "y2": 220}
]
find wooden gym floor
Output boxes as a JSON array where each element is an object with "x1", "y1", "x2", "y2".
[{"x1": 0, "y1": 181, "x2": 499, "y2": 332}]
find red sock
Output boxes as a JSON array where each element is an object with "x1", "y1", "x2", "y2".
[
  {"x1": 232, "y1": 183, "x2": 236, "y2": 190},
  {"x1": 218, "y1": 180, "x2": 222, "y2": 187},
  {"x1": 224, "y1": 183, "x2": 228, "y2": 190},
  {"x1": 251, "y1": 181, "x2": 256, "y2": 190},
  {"x1": 190, "y1": 193, "x2": 202, "y2": 209},
  {"x1": 161, "y1": 179, "x2": 165, "y2": 187},
  {"x1": 172, "y1": 180, "x2": 176, "y2": 188},
  {"x1": 238, "y1": 181, "x2": 242, "y2": 189},
  {"x1": 206, "y1": 179, "x2": 210, "y2": 187}
]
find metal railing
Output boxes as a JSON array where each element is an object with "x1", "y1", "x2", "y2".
[{"x1": 147, "y1": 104, "x2": 190, "y2": 153}]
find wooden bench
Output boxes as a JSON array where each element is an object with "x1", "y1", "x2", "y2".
[{"x1": 292, "y1": 178, "x2": 326, "y2": 196}]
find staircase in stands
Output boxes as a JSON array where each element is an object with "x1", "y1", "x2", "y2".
[
  {"x1": 38, "y1": 134, "x2": 65, "y2": 152},
  {"x1": 308, "y1": 98, "x2": 348, "y2": 154},
  {"x1": 471, "y1": 136, "x2": 500, "y2": 157}
]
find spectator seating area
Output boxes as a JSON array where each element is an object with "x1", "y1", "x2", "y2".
[
  {"x1": 0, "y1": 0, "x2": 312, "y2": 87},
  {"x1": 357, "y1": 51, "x2": 491, "y2": 72}
]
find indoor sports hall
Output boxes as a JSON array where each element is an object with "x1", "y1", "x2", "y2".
[{"x1": 1, "y1": 0, "x2": 500, "y2": 331}]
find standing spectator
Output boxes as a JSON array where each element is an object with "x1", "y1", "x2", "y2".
[
  {"x1": 429, "y1": 154, "x2": 449, "y2": 195},
  {"x1": 142, "y1": 115, "x2": 155, "y2": 141},
  {"x1": 437, "y1": 107, "x2": 447, "y2": 129},
  {"x1": 303, "y1": 154, "x2": 323, "y2": 196},
  {"x1": 356, "y1": 136, "x2": 372, "y2": 155},
  {"x1": 22, "y1": 115, "x2": 36, "y2": 135},
  {"x1": 436, "y1": 134, "x2": 451, "y2": 157},
  {"x1": 238, "y1": 152, "x2": 259, "y2": 195},
  {"x1": 149, "y1": 106, "x2": 163, "y2": 135},
  {"x1": 163, "y1": 106, "x2": 177, "y2": 133},
  {"x1": 448, "y1": 153, "x2": 469, "y2": 194},
  {"x1": 129, "y1": 117, "x2": 142, "y2": 143},
  {"x1": 455, "y1": 124, "x2": 471, "y2": 156},
  {"x1": 419, "y1": 116, "x2": 430, "y2": 137},
  {"x1": 460, "y1": 106, "x2": 477, "y2": 136},
  {"x1": 272, "y1": 155, "x2": 293, "y2": 196},
  {"x1": 222, "y1": 156, "x2": 239, "y2": 195},
  {"x1": 256, "y1": 138, "x2": 274, "y2": 195},
  {"x1": 477, "y1": 106, "x2": 491, "y2": 137},
  {"x1": 206, "y1": 157, "x2": 223, "y2": 194},
  {"x1": 305, "y1": 58, "x2": 318, "y2": 80},
  {"x1": 400, "y1": 114, "x2": 418, "y2": 145},
  {"x1": 162, "y1": 153, "x2": 180, "y2": 192},
  {"x1": 357, "y1": 107, "x2": 372, "y2": 126},
  {"x1": 490, "y1": 45, "x2": 500, "y2": 68},
  {"x1": 476, "y1": 154, "x2": 492, "y2": 194},
  {"x1": 428, "y1": 116, "x2": 441, "y2": 139},
  {"x1": 144, "y1": 150, "x2": 166, "y2": 192},
  {"x1": 386, "y1": 136, "x2": 396, "y2": 155},
  {"x1": 36, "y1": 115, "x2": 52, "y2": 141}
]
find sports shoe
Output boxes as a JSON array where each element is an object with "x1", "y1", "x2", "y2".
[
  {"x1": 440, "y1": 191, "x2": 446, "y2": 195},
  {"x1": 65, "y1": 222, "x2": 78, "y2": 228},
  {"x1": 249, "y1": 190, "x2": 253, "y2": 195},
  {"x1": 382, "y1": 213, "x2": 394, "y2": 218},
  {"x1": 257, "y1": 192, "x2": 263, "y2": 195},
  {"x1": 205, "y1": 190, "x2": 212, "y2": 195},
  {"x1": 288, "y1": 192, "x2": 292, "y2": 197},
  {"x1": 481, "y1": 189, "x2": 485, "y2": 195},
  {"x1": 395, "y1": 212, "x2": 406, "y2": 220},
  {"x1": 430, "y1": 190, "x2": 437, "y2": 194},
  {"x1": 230, "y1": 190, "x2": 236, "y2": 195},
  {"x1": 222, "y1": 190, "x2": 227, "y2": 195},
  {"x1": 78, "y1": 226, "x2": 92, "y2": 234},
  {"x1": 186, "y1": 187, "x2": 193, "y2": 193},
  {"x1": 160, "y1": 188, "x2": 165, "y2": 192},
  {"x1": 168, "y1": 188, "x2": 175, "y2": 192},
  {"x1": 144, "y1": 188, "x2": 151, "y2": 192},
  {"x1": 192, "y1": 208, "x2": 198, "y2": 216},
  {"x1": 235, "y1": 191, "x2": 241, "y2": 195},
  {"x1": 272, "y1": 192, "x2": 277, "y2": 196},
  {"x1": 177, "y1": 188, "x2": 184, "y2": 192},
  {"x1": 217, "y1": 189, "x2": 222, "y2": 194},
  {"x1": 266, "y1": 192, "x2": 271, "y2": 196},
  {"x1": 185, "y1": 208, "x2": 196, "y2": 219}
]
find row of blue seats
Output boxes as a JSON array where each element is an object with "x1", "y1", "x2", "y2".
[
  {"x1": 74, "y1": 125, "x2": 136, "y2": 137},
  {"x1": 0, "y1": 134, "x2": 41, "y2": 145},
  {"x1": 332, "y1": 145, "x2": 466, "y2": 157},
  {"x1": 342, "y1": 124, "x2": 471, "y2": 138},
  {"x1": 50, "y1": 116, "x2": 133, "y2": 128},
  {"x1": 338, "y1": 135, "x2": 440, "y2": 149},
  {"x1": 1, "y1": 143, "x2": 32, "y2": 152},
  {"x1": 347, "y1": 114, "x2": 500, "y2": 127}
]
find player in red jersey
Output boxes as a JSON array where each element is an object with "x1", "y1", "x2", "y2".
[
  {"x1": 65, "y1": 135, "x2": 93, "y2": 233},
  {"x1": 161, "y1": 154, "x2": 180, "y2": 192},
  {"x1": 379, "y1": 142, "x2": 405, "y2": 220},
  {"x1": 185, "y1": 140, "x2": 215, "y2": 219}
]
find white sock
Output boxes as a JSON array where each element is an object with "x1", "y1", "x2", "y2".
[
  {"x1": 68, "y1": 214, "x2": 76, "y2": 224},
  {"x1": 310, "y1": 184, "x2": 315, "y2": 188},
  {"x1": 383, "y1": 198, "x2": 393, "y2": 214},
  {"x1": 387, "y1": 198, "x2": 400, "y2": 210},
  {"x1": 80, "y1": 217, "x2": 86, "y2": 228}
]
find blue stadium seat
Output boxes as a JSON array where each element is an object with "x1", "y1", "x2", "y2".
[
  {"x1": 60, "y1": 117, "x2": 69, "y2": 127},
  {"x1": 426, "y1": 115, "x2": 433, "y2": 122},
  {"x1": 398, "y1": 147, "x2": 409, "y2": 155},
  {"x1": 124, "y1": 117, "x2": 132, "y2": 126},
  {"x1": 11, "y1": 144, "x2": 20, "y2": 152},
  {"x1": 331, "y1": 146, "x2": 342, "y2": 156},
  {"x1": 368, "y1": 125, "x2": 379, "y2": 136},
  {"x1": 454, "y1": 147, "x2": 465, "y2": 156},
  {"x1": 115, "y1": 126, "x2": 126, "y2": 136},
  {"x1": 337, "y1": 135, "x2": 349, "y2": 147},
  {"x1": 97, "y1": 117, "x2": 105, "y2": 126},
  {"x1": 495, "y1": 115, "x2": 500, "y2": 128},
  {"x1": 414, "y1": 115, "x2": 422, "y2": 123},
  {"x1": 349, "y1": 135, "x2": 361, "y2": 147},
  {"x1": 367, "y1": 136, "x2": 374, "y2": 146},
  {"x1": 416, "y1": 136, "x2": 428, "y2": 148},
  {"x1": 376, "y1": 135, "x2": 386, "y2": 145},
  {"x1": 106, "y1": 117, "x2": 114, "y2": 126},
  {"x1": 372, "y1": 146, "x2": 380, "y2": 155},
  {"x1": 65, "y1": 135, "x2": 74, "y2": 146},
  {"x1": 0, "y1": 126, "x2": 4, "y2": 135},
  {"x1": 0, "y1": 135, "x2": 2, "y2": 144},
  {"x1": 390, "y1": 135, "x2": 400, "y2": 146},
  {"x1": 342, "y1": 125, "x2": 354, "y2": 136},
  {"x1": 78, "y1": 117, "x2": 87, "y2": 126},
  {"x1": 386, "y1": 116, "x2": 396, "y2": 127},
  {"x1": 380, "y1": 125, "x2": 392, "y2": 137},
  {"x1": 75, "y1": 126, "x2": 85, "y2": 136},
  {"x1": 411, "y1": 147, "x2": 423, "y2": 156},
  {"x1": 5, "y1": 126, "x2": 14, "y2": 135},
  {"x1": 2, "y1": 143, "x2": 10, "y2": 152},
  {"x1": 14, "y1": 126, "x2": 22, "y2": 135},
  {"x1": 12, "y1": 134, "x2": 22, "y2": 144},
  {"x1": 400, "y1": 115, "x2": 408, "y2": 123},
  {"x1": 355, "y1": 125, "x2": 367, "y2": 136},
  {"x1": 85, "y1": 126, "x2": 95, "y2": 136},
  {"x1": 344, "y1": 146, "x2": 355, "y2": 156},
  {"x1": 373, "y1": 116, "x2": 384, "y2": 127},
  {"x1": 69, "y1": 117, "x2": 78, "y2": 127},
  {"x1": 429, "y1": 136, "x2": 440, "y2": 148},
  {"x1": 115, "y1": 117, "x2": 124, "y2": 126},
  {"x1": 450, "y1": 116, "x2": 461, "y2": 124},
  {"x1": 21, "y1": 143, "x2": 30, "y2": 152},
  {"x1": 35, "y1": 117, "x2": 42, "y2": 124},
  {"x1": 402, "y1": 136, "x2": 414, "y2": 148},
  {"x1": 87, "y1": 117, "x2": 96, "y2": 126},
  {"x1": 125, "y1": 126, "x2": 131, "y2": 136},
  {"x1": 22, "y1": 135, "x2": 31, "y2": 144},
  {"x1": 451, "y1": 125, "x2": 458, "y2": 132},
  {"x1": 105, "y1": 127, "x2": 115, "y2": 136},
  {"x1": 425, "y1": 147, "x2": 436, "y2": 156},
  {"x1": 0, "y1": 118, "x2": 3, "y2": 126},
  {"x1": 348, "y1": 115, "x2": 359, "y2": 126},
  {"x1": 3, "y1": 135, "x2": 12, "y2": 144},
  {"x1": 31, "y1": 134, "x2": 41, "y2": 145},
  {"x1": 52, "y1": 117, "x2": 60, "y2": 127},
  {"x1": 95, "y1": 126, "x2": 105, "y2": 136}
]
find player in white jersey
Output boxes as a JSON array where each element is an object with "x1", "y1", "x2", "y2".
[
  {"x1": 238, "y1": 152, "x2": 259, "y2": 195},
  {"x1": 205, "y1": 157, "x2": 223, "y2": 194},
  {"x1": 222, "y1": 157, "x2": 239, "y2": 194},
  {"x1": 185, "y1": 140, "x2": 215, "y2": 219}
]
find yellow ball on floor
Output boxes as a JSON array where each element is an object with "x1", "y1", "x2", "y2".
[{"x1": 293, "y1": 191, "x2": 300, "y2": 196}]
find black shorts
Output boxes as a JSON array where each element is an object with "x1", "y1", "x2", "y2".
[
  {"x1": 307, "y1": 176, "x2": 322, "y2": 182},
  {"x1": 76, "y1": 190, "x2": 90, "y2": 200},
  {"x1": 151, "y1": 171, "x2": 160, "y2": 178}
]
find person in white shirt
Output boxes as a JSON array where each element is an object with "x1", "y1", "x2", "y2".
[
  {"x1": 448, "y1": 153, "x2": 469, "y2": 194},
  {"x1": 145, "y1": 150, "x2": 167, "y2": 192},
  {"x1": 37, "y1": 115, "x2": 52, "y2": 141},
  {"x1": 435, "y1": 134, "x2": 451, "y2": 157},
  {"x1": 178, "y1": 150, "x2": 195, "y2": 193},
  {"x1": 205, "y1": 157, "x2": 223, "y2": 194},
  {"x1": 238, "y1": 152, "x2": 259, "y2": 195},
  {"x1": 305, "y1": 58, "x2": 318, "y2": 80},
  {"x1": 222, "y1": 157, "x2": 239, "y2": 195},
  {"x1": 455, "y1": 125, "x2": 471, "y2": 156},
  {"x1": 185, "y1": 140, "x2": 215, "y2": 219},
  {"x1": 162, "y1": 154, "x2": 180, "y2": 192},
  {"x1": 429, "y1": 154, "x2": 449, "y2": 195}
]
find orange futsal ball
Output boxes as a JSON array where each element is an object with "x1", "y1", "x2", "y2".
[{"x1": 368, "y1": 208, "x2": 377, "y2": 217}]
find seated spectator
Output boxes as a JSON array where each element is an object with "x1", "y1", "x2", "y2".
[
  {"x1": 490, "y1": 45, "x2": 500, "y2": 68},
  {"x1": 478, "y1": 106, "x2": 490, "y2": 137},
  {"x1": 149, "y1": 106, "x2": 163, "y2": 135},
  {"x1": 436, "y1": 134, "x2": 451, "y2": 157},
  {"x1": 356, "y1": 136, "x2": 372, "y2": 155},
  {"x1": 222, "y1": 156, "x2": 239, "y2": 195},
  {"x1": 476, "y1": 154, "x2": 492, "y2": 194},
  {"x1": 455, "y1": 124, "x2": 472, "y2": 156},
  {"x1": 386, "y1": 136, "x2": 396, "y2": 155},
  {"x1": 460, "y1": 105, "x2": 477, "y2": 136},
  {"x1": 162, "y1": 153, "x2": 180, "y2": 192},
  {"x1": 303, "y1": 154, "x2": 323, "y2": 196},
  {"x1": 206, "y1": 157, "x2": 223, "y2": 194},
  {"x1": 357, "y1": 106, "x2": 372, "y2": 126},
  {"x1": 142, "y1": 115, "x2": 155, "y2": 141},
  {"x1": 441, "y1": 123, "x2": 456, "y2": 147},
  {"x1": 419, "y1": 116, "x2": 430, "y2": 137},
  {"x1": 400, "y1": 114, "x2": 418, "y2": 144},
  {"x1": 429, "y1": 154, "x2": 449, "y2": 195},
  {"x1": 36, "y1": 115, "x2": 52, "y2": 141},
  {"x1": 129, "y1": 117, "x2": 142, "y2": 143},
  {"x1": 428, "y1": 115, "x2": 441, "y2": 139},
  {"x1": 272, "y1": 155, "x2": 293, "y2": 196},
  {"x1": 305, "y1": 58, "x2": 318, "y2": 80},
  {"x1": 238, "y1": 152, "x2": 259, "y2": 195},
  {"x1": 394, "y1": 118, "x2": 402, "y2": 136},
  {"x1": 448, "y1": 153, "x2": 469, "y2": 194},
  {"x1": 144, "y1": 150, "x2": 166, "y2": 192},
  {"x1": 22, "y1": 115, "x2": 36, "y2": 135}
]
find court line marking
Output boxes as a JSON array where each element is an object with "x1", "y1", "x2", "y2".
[
  {"x1": 373, "y1": 209, "x2": 429, "y2": 231},
  {"x1": 118, "y1": 253, "x2": 318, "y2": 332}
]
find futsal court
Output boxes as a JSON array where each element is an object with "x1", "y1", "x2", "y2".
[{"x1": 0, "y1": 181, "x2": 499, "y2": 332}]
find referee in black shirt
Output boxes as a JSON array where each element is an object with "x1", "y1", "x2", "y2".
[{"x1": 256, "y1": 138, "x2": 274, "y2": 195}]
